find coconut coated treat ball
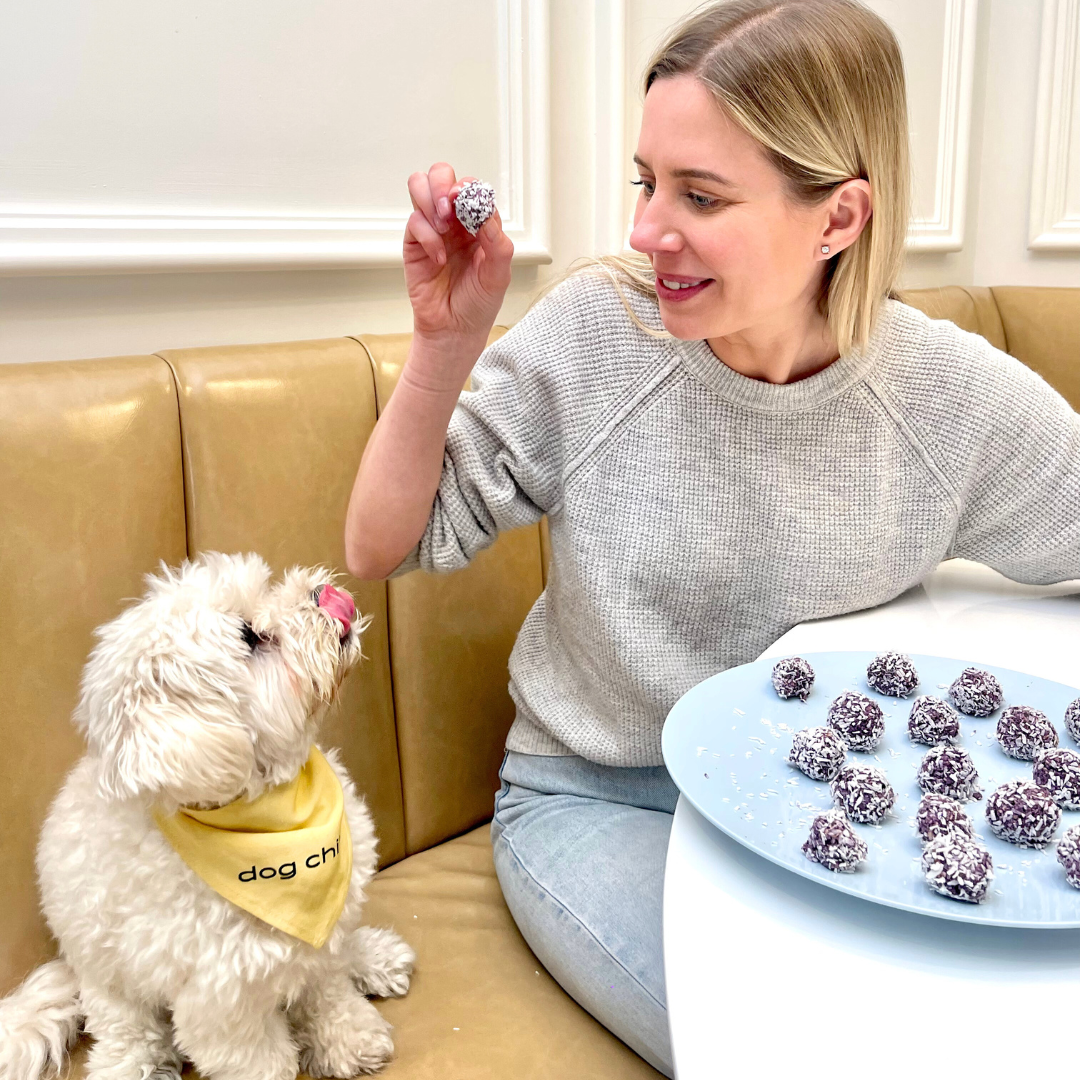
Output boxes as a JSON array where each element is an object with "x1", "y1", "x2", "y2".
[
  {"x1": 995, "y1": 704, "x2": 1058, "y2": 761},
  {"x1": 907, "y1": 695, "x2": 961, "y2": 746},
  {"x1": 1032, "y1": 747, "x2": 1080, "y2": 810},
  {"x1": 771, "y1": 656, "x2": 815, "y2": 702},
  {"x1": 985, "y1": 780, "x2": 1061, "y2": 848},
  {"x1": 865, "y1": 651, "x2": 919, "y2": 697},
  {"x1": 1064, "y1": 698, "x2": 1080, "y2": 745},
  {"x1": 917, "y1": 744, "x2": 982, "y2": 802},
  {"x1": 802, "y1": 809, "x2": 868, "y2": 873},
  {"x1": 787, "y1": 726, "x2": 847, "y2": 782},
  {"x1": 830, "y1": 765, "x2": 896, "y2": 825},
  {"x1": 826, "y1": 690, "x2": 885, "y2": 751},
  {"x1": 915, "y1": 793, "x2": 975, "y2": 844},
  {"x1": 1058, "y1": 825, "x2": 1080, "y2": 889},
  {"x1": 453, "y1": 179, "x2": 497, "y2": 236},
  {"x1": 921, "y1": 833, "x2": 994, "y2": 904},
  {"x1": 948, "y1": 667, "x2": 1003, "y2": 718}
]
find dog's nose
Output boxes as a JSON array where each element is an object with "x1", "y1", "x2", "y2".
[{"x1": 317, "y1": 585, "x2": 356, "y2": 637}]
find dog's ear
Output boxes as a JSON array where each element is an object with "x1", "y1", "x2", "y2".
[{"x1": 75, "y1": 574, "x2": 259, "y2": 804}]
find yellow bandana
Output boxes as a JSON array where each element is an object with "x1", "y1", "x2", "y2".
[{"x1": 153, "y1": 747, "x2": 352, "y2": 948}]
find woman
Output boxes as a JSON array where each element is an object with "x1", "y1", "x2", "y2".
[{"x1": 345, "y1": 1, "x2": 1080, "y2": 1074}]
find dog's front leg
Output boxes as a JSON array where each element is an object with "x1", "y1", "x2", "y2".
[
  {"x1": 289, "y1": 960, "x2": 394, "y2": 1078},
  {"x1": 81, "y1": 984, "x2": 181, "y2": 1080},
  {"x1": 171, "y1": 981, "x2": 297, "y2": 1080},
  {"x1": 345, "y1": 925, "x2": 415, "y2": 999}
]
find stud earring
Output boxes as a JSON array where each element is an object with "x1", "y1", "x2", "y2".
[{"x1": 821, "y1": 245, "x2": 830, "y2": 254}]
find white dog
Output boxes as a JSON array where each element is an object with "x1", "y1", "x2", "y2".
[{"x1": 0, "y1": 552, "x2": 415, "y2": 1080}]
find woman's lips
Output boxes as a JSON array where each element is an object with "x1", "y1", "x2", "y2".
[{"x1": 655, "y1": 278, "x2": 713, "y2": 302}]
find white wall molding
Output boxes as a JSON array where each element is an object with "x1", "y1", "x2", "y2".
[
  {"x1": 1028, "y1": 0, "x2": 1080, "y2": 251},
  {"x1": 0, "y1": 0, "x2": 551, "y2": 276},
  {"x1": 591, "y1": 0, "x2": 629, "y2": 257},
  {"x1": 907, "y1": 0, "x2": 979, "y2": 252}
]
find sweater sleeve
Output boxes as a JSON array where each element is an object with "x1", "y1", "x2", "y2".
[
  {"x1": 947, "y1": 348, "x2": 1080, "y2": 585},
  {"x1": 387, "y1": 277, "x2": 590, "y2": 578}
]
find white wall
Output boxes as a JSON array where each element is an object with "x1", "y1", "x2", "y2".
[{"x1": 0, "y1": 0, "x2": 1076, "y2": 366}]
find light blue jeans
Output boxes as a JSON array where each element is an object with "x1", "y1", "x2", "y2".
[{"x1": 489, "y1": 749, "x2": 680, "y2": 1078}]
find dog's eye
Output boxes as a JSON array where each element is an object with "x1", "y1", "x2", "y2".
[
  {"x1": 312, "y1": 586, "x2": 324, "y2": 605},
  {"x1": 240, "y1": 621, "x2": 260, "y2": 650}
]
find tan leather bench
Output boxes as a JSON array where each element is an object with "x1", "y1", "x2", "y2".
[{"x1": 1, "y1": 285, "x2": 1077, "y2": 1077}]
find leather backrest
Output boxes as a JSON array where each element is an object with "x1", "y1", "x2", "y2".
[
  {"x1": 157, "y1": 339, "x2": 406, "y2": 869},
  {"x1": 0, "y1": 356, "x2": 186, "y2": 995},
  {"x1": 900, "y1": 285, "x2": 1008, "y2": 351},
  {"x1": 991, "y1": 287, "x2": 1080, "y2": 410},
  {"x1": 355, "y1": 329, "x2": 546, "y2": 856}
]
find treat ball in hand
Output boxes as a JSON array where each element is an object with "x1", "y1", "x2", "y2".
[
  {"x1": 454, "y1": 179, "x2": 497, "y2": 236},
  {"x1": 771, "y1": 656, "x2": 815, "y2": 702},
  {"x1": 1063, "y1": 697, "x2": 1080, "y2": 745},
  {"x1": 948, "y1": 667, "x2": 1003, "y2": 717},
  {"x1": 866, "y1": 652, "x2": 919, "y2": 697},
  {"x1": 1058, "y1": 824, "x2": 1080, "y2": 889},
  {"x1": 829, "y1": 765, "x2": 895, "y2": 825},
  {"x1": 826, "y1": 690, "x2": 885, "y2": 751},
  {"x1": 802, "y1": 809, "x2": 868, "y2": 873},
  {"x1": 907, "y1": 695, "x2": 961, "y2": 746},
  {"x1": 915, "y1": 793, "x2": 975, "y2": 844},
  {"x1": 1032, "y1": 747, "x2": 1080, "y2": 809},
  {"x1": 985, "y1": 779, "x2": 1060, "y2": 848},
  {"x1": 921, "y1": 833, "x2": 994, "y2": 904},
  {"x1": 995, "y1": 704, "x2": 1057, "y2": 761},
  {"x1": 917, "y1": 744, "x2": 982, "y2": 802},
  {"x1": 787, "y1": 725, "x2": 846, "y2": 782}
]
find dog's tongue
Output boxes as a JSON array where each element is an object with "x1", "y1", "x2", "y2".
[{"x1": 318, "y1": 585, "x2": 355, "y2": 636}]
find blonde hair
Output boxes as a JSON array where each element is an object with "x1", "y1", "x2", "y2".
[{"x1": 530, "y1": 0, "x2": 912, "y2": 357}]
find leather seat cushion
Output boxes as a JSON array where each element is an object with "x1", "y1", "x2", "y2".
[{"x1": 63, "y1": 827, "x2": 662, "y2": 1079}]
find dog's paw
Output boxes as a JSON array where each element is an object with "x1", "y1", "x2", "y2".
[
  {"x1": 299, "y1": 1007, "x2": 394, "y2": 1078},
  {"x1": 349, "y1": 927, "x2": 415, "y2": 999}
]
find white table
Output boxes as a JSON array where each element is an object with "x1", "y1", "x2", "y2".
[{"x1": 662, "y1": 559, "x2": 1080, "y2": 1080}]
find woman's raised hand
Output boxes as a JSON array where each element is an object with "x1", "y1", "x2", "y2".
[{"x1": 404, "y1": 163, "x2": 515, "y2": 345}]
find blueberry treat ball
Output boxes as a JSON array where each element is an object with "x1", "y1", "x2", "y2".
[
  {"x1": 915, "y1": 793, "x2": 975, "y2": 844},
  {"x1": 917, "y1": 744, "x2": 982, "y2": 802},
  {"x1": 907, "y1": 695, "x2": 961, "y2": 746},
  {"x1": 1064, "y1": 697, "x2": 1080, "y2": 745},
  {"x1": 1032, "y1": 747, "x2": 1080, "y2": 810},
  {"x1": 985, "y1": 780, "x2": 1061, "y2": 848},
  {"x1": 453, "y1": 179, "x2": 497, "y2": 236},
  {"x1": 830, "y1": 765, "x2": 896, "y2": 825},
  {"x1": 866, "y1": 652, "x2": 919, "y2": 697},
  {"x1": 921, "y1": 833, "x2": 994, "y2": 904},
  {"x1": 802, "y1": 809, "x2": 868, "y2": 873},
  {"x1": 826, "y1": 691, "x2": 885, "y2": 751},
  {"x1": 948, "y1": 667, "x2": 1003, "y2": 718},
  {"x1": 771, "y1": 656, "x2": 815, "y2": 702},
  {"x1": 1058, "y1": 825, "x2": 1080, "y2": 889},
  {"x1": 787, "y1": 726, "x2": 847, "y2": 782},
  {"x1": 995, "y1": 704, "x2": 1058, "y2": 761}
]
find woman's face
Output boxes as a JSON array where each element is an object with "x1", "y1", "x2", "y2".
[{"x1": 629, "y1": 75, "x2": 848, "y2": 345}]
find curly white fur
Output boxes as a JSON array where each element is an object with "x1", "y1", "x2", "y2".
[{"x1": 0, "y1": 553, "x2": 414, "y2": 1080}]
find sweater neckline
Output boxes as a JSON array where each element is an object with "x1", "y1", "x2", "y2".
[{"x1": 671, "y1": 298, "x2": 897, "y2": 414}]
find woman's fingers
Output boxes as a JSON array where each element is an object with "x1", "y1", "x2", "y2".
[
  {"x1": 407, "y1": 171, "x2": 446, "y2": 235},
  {"x1": 404, "y1": 208, "x2": 446, "y2": 266},
  {"x1": 427, "y1": 163, "x2": 459, "y2": 230}
]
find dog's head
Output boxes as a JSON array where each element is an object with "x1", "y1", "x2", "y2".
[{"x1": 74, "y1": 551, "x2": 370, "y2": 806}]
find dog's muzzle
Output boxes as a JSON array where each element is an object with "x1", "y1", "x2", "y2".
[{"x1": 316, "y1": 585, "x2": 356, "y2": 638}]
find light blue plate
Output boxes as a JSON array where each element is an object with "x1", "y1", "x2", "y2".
[{"x1": 662, "y1": 651, "x2": 1080, "y2": 929}]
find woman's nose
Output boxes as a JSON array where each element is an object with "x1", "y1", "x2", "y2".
[{"x1": 628, "y1": 198, "x2": 683, "y2": 255}]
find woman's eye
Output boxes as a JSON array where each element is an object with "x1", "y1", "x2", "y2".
[{"x1": 630, "y1": 179, "x2": 720, "y2": 210}]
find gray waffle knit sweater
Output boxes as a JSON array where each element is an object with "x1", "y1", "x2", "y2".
[{"x1": 391, "y1": 272, "x2": 1080, "y2": 767}]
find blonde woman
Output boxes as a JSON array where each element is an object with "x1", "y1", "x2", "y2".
[{"x1": 346, "y1": 1, "x2": 1080, "y2": 1074}]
